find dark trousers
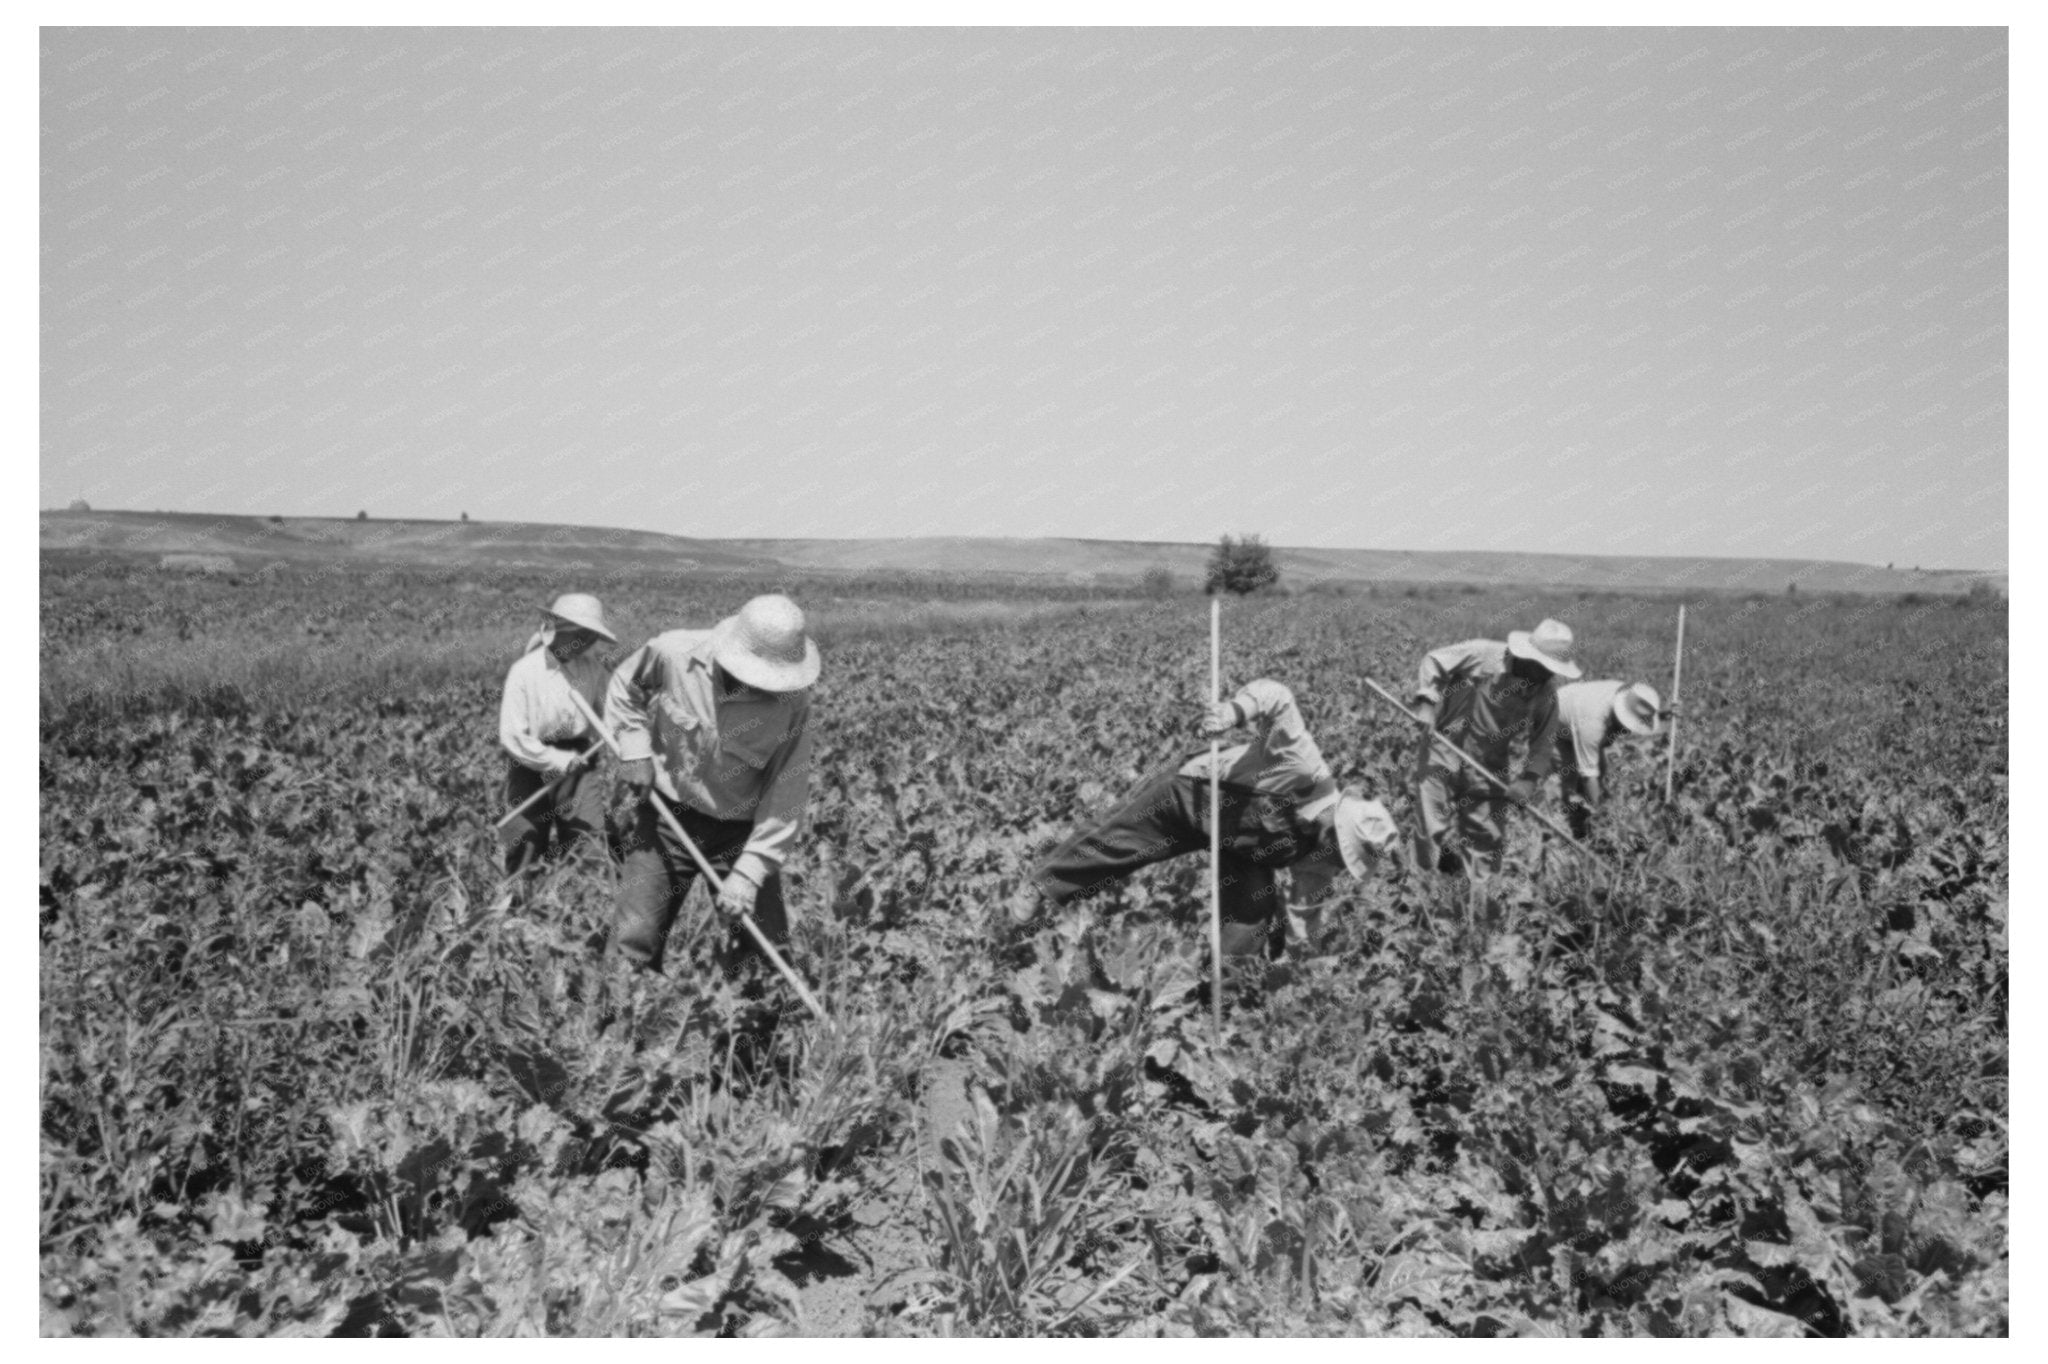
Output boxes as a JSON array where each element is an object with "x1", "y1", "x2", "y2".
[
  {"x1": 500, "y1": 749, "x2": 602, "y2": 875},
  {"x1": 614, "y1": 796, "x2": 789, "y2": 974},
  {"x1": 1559, "y1": 768, "x2": 1595, "y2": 841},
  {"x1": 1032, "y1": 760, "x2": 1315, "y2": 958},
  {"x1": 1410, "y1": 763, "x2": 1508, "y2": 880}
]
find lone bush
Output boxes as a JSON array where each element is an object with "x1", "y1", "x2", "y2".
[{"x1": 1206, "y1": 533, "x2": 1280, "y2": 596}]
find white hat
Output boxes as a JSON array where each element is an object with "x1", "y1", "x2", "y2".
[
  {"x1": 1506, "y1": 618, "x2": 1582, "y2": 679},
  {"x1": 1613, "y1": 682, "x2": 1662, "y2": 735},
  {"x1": 712, "y1": 594, "x2": 821, "y2": 693},
  {"x1": 544, "y1": 592, "x2": 616, "y2": 642},
  {"x1": 1334, "y1": 794, "x2": 1399, "y2": 877}
]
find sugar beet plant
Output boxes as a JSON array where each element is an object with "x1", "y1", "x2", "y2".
[{"x1": 41, "y1": 562, "x2": 2005, "y2": 1334}]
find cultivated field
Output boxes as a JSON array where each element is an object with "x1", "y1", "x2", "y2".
[{"x1": 39, "y1": 560, "x2": 2007, "y2": 1336}]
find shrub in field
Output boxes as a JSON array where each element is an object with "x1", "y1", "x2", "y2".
[{"x1": 1205, "y1": 534, "x2": 1279, "y2": 596}]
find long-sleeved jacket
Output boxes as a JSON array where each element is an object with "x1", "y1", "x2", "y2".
[
  {"x1": 499, "y1": 636, "x2": 610, "y2": 775},
  {"x1": 603, "y1": 628, "x2": 814, "y2": 890},
  {"x1": 1413, "y1": 639, "x2": 1562, "y2": 780},
  {"x1": 1179, "y1": 679, "x2": 1341, "y2": 819}
]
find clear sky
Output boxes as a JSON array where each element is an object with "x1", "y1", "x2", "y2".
[{"x1": 39, "y1": 26, "x2": 2007, "y2": 569}]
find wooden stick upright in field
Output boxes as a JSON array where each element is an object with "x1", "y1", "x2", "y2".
[
  {"x1": 1208, "y1": 595, "x2": 1223, "y2": 1038},
  {"x1": 1665, "y1": 605, "x2": 1686, "y2": 804}
]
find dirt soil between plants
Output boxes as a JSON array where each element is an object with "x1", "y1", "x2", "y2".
[{"x1": 792, "y1": 1056, "x2": 975, "y2": 1335}]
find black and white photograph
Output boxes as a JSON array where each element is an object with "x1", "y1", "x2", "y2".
[{"x1": 36, "y1": 16, "x2": 2010, "y2": 1338}]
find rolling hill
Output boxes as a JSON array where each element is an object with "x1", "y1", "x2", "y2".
[{"x1": 40, "y1": 510, "x2": 2003, "y2": 597}]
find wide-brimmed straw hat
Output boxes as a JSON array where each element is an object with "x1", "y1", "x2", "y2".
[
  {"x1": 712, "y1": 594, "x2": 821, "y2": 693},
  {"x1": 1506, "y1": 618, "x2": 1582, "y2": 679},
  {"x1": 544, "y1": 592, "x2": 616, "y2": 642},
  {"x1": 1334, "y1": 793, "x2": 1399, "y2": 878},
  {"x1": 1613, "y1": 682, "x2": 1662, "y2": 735}
]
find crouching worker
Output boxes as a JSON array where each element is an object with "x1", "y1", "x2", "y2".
[
  {"x1": 498, "y1": 593, "x2": 617, "y2": 875},
  {"x1": 603, "y1": 595, "x2": 818, "y2": 975},
  {"x1": 1554, "y1": 679, "x2": 1668, "y2": 840},
  {"x1": 1020, "y1": 679, "x2": 1398, "y2": 959}
]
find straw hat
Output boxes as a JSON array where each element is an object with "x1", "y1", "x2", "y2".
[
  {"x1": 712, "y1": 594, "x2": 820, "y2": 693},
  {"x1": 1506, "y1": 618, "x2": 1582, "y2": 679},
  {"x1": 1613, "y1": 682, "x2": 1662, "y2": 736},
  {"x1": 1334, "y1": 793, "x2": 1399, "y2": 877},
  {"x1": 543, "y1": 592, "x2": 616, "y2": 642}
]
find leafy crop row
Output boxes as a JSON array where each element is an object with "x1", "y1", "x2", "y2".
[{"x1": 40, "y1": 566, "x2": 2006, "y2": 1335}]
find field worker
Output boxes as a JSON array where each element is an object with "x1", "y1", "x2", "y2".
[
  {"x1": 604, "y1": 594, "x2": 818, "y2": 975},
  {"x1": 1019, "y1": 678, "x2": 1399, "y2": 960},
  {"x1": 498, "y1": 594, "x2": 618, "y2": 875},
  {"x1": 1408, "y1": 618, "x2": 1579, "y2": 879},
  {"x1": 1553, "y1": 680, "x2": 1667, "y2": 839}
]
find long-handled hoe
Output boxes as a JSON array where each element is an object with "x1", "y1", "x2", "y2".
[{"x1": 564, "y1": 689, "x2": 834, "y2": 1029}]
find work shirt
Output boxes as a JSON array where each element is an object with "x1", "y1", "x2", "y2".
[
  {"x1": 1555, "y1": 679, "x2": 1627, "y2": 780},
  {"x1": 1179, "y1": 679, "x2": 1341, "y2": 819},
  {"x1": 499, "y1": 635, "x2": 610, "y2": 776},
  {"x1": 604, "y1": 628, "x2": 814, "y2": 891},
  {"x1": 1412, "y1": 639, "x2": 1562, "y2": 781}
]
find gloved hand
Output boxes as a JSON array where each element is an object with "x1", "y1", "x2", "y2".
[
  {"x1": 1202, "y1": 700, "x2": 1240, "y2": 738},
  {"x1": 717, "y1": 872, "x2": 760, "y2": 919},
  {"x1": 616, "y1": 757, "x2": 653, "y2": 794},
  {"x1": 1506, "y1": 774, "x2": 1540, "y2": 807}
]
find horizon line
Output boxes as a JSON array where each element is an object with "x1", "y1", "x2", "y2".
[{"x1": 38, "y1": 506, "x2": 2002, "y2": 575}]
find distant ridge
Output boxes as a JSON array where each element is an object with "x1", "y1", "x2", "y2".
[{"x1": 40, "y1": 510, "x2": 2003, "y2": 597}]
